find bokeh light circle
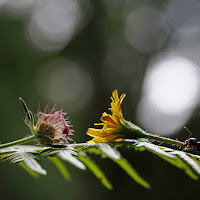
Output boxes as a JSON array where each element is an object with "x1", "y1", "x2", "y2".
[
  {"x1": 164, "y1": 0, "x2": 200, "y2": 40},
  {"x1": 27, "y1": 0, "x2": 83, "y2": 51},
  {"x1": 146, "y1": 57, "x2": 200, "y2": 114},
  {"x1": 125, "y1": 6, "x2": 170, "y2": 53},
  {"x1": 36, "y1": 59, "x2": 94, "y2": 111},
  {"x1": 137, "y1": 55, "x2": 200, "y2": 135}
]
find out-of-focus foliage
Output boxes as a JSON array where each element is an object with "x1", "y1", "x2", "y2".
[{"x1": 1, "y1": 0, "x2": 200, "y2": 199}]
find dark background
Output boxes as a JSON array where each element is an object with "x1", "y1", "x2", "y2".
[{"x1": 1, "y1": 0, "x2": 200, "y2": 199}]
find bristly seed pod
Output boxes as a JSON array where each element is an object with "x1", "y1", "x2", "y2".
[{"x1": 26, "y1": 105, "x2": 74, "y2": 146}]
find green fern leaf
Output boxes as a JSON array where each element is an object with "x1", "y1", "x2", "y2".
[
  {"x1": 78, "y1": 152, "x2": 113, "y2": 190},
  {"x1": 1, "y1": 146, "x2": 47, "y2": 175},
  {"x1": 48, "y1": 156, "x2": 71, "y2": 181},
  {"x1": 82, "y1": 143, "x2": 150, "y2": 188}
]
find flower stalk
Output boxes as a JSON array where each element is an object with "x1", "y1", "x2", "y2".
[
  {"x1": 145, "y1": 133, "x2": 185, "y2": 147},
  {"x1": 0, "y1": 135, "x2": 36, "y2": 149},
  {"x1": 122, "y1": 120, "x2": 185, "y2": 147}
]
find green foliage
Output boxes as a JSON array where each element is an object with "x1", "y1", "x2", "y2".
[
  {"x1": 2, "y1": 138, "x2": 200, "y2": 189},
  {"x1": 78, "y1": 152, "x2": 113, "y2": 190},
  {"x1": 58, "y1": 151, "x2": 86, "y2": 170},
  {"x1": 123, "y1": 139, "x2": 200, "y2": 181},
  {"x1": 1, "y1": 145, "x2": 46, "y2": 175},
  {"x1": 0, "y1": 144, "x2": 113, "y2": 189},
  {"x1": 19, "y1": 97, "x2": 34, "y2": 125},
  {"x1": 82, "y1": 142, "x2": 150, "y2": 189},
  {"x1": 82, "y1": 143, "x2": 120, "y2": 159},
  {"x1": 48, "y1": 156, "x2": 71, "y2": 181},
  {"x1": 18, "y1": 162, "x2": 40, "y2": 178},
  {"x1": 113, "y1": 157, "x2": 150, "y2": 189}
]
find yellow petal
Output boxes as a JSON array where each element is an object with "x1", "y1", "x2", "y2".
[
  {"x1": 92, "y1": 134, "x2": 122, "y2": 143},
  {"x1": 94, "y1": 123, "x2": 105, "y2": 126},
  {"x1": 101, "y1": 115, "x2": 118, "y2": 125},
  {"x1": 87, "y1": 128, "x2": 115, "y2": 137},
  {"x1": 86, "y1": 90, "x2": 126, "y2": 144},
  {"x1": 118, "y1": 93, "x2": 126, "y2": 110},
  {"x1": 87, "y1": 140, "x2": 95, "y2": 143},
  {"x1": 112, "y1": 90, "x2": 119, "y2": 103}
]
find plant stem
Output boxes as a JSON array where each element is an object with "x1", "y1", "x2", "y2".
[
  {"x1": 126, "y1": 120, "x2": 186, "y2": 148},
  {"x1": 74, "y1": 143, "x2": 87, "y2": 150},
  {"x1": 146, "y1": 133, "x2": 185, "y2": 147},
  {"x1": 0, "y1": 135, "x2": 37, "y2": 149}
]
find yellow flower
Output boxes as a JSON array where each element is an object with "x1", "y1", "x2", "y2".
[{"x1": 87, "y1": 90, "x2": 127, "y2": 143}]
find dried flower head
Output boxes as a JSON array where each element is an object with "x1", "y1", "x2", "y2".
[{"x1": 26, "y1": 105, "x2": 74, "y2": 146}]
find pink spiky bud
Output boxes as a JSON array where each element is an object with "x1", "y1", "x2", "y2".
[{"x1": 32, "y1": 106, "x2": 73, "y2": 146}]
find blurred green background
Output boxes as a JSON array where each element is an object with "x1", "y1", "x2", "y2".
[{"x1": 1, "y1": 0, "x2": 200, "y2": 199}]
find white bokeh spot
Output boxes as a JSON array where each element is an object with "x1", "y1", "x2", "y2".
[
  {"x1": 146, "y1": 57, "x2": 200, "y2": 114},
  {"x1": 137, "y1": 55, "x2": 200, "y2": 135},
  {"x1": 27, "y1": 0, "x2": 84, "y2": 51}
]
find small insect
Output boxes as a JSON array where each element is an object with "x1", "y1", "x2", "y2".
[
  {"x1": 183, "y1": 127, "x2": 200, "y2": 151},
  {"x1": 35, "y1": 133, "x2": 68, "y2": 148},
  {"x1": 49, "y1": 144, "x2": 68, "y2": 148}
]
